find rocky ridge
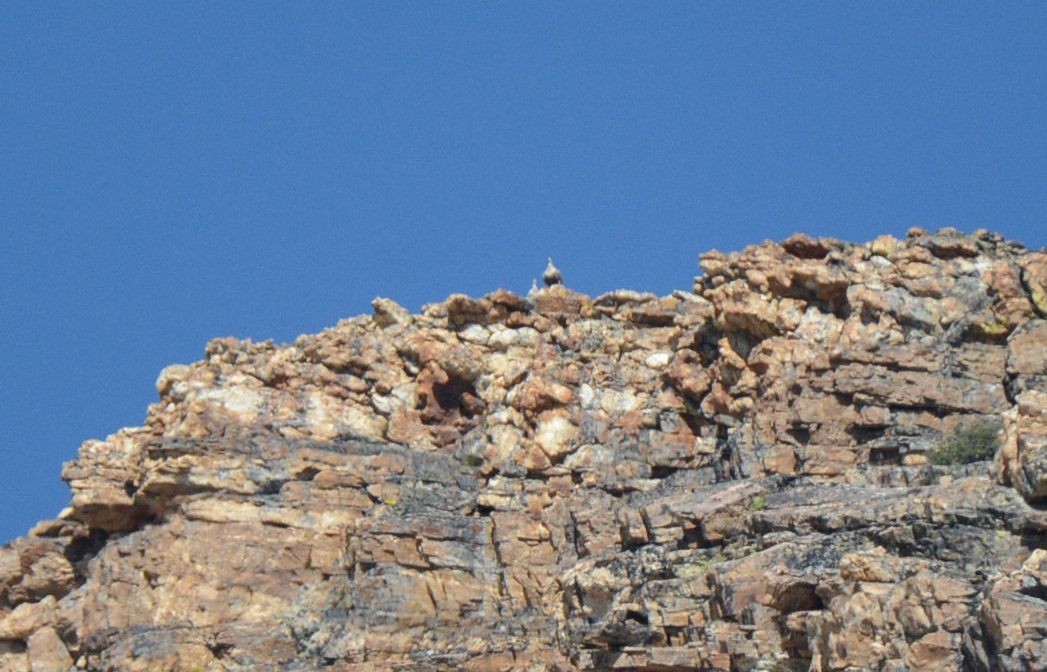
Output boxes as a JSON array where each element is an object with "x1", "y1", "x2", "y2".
[{"x1": 2, "y1": 228, "x2": 1047, "y2": 671}]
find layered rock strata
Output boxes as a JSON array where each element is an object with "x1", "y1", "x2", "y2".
[{"x1": 2, "y1": 228, "x2": 1047, "y2": 671}]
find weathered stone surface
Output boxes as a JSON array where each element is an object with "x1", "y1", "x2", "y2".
[
  {"x1": 982, "y1": 549, "x2": 1047, "y2": 671},
  {"x1": 2, "y1": 229, "x2": 1046, "y2": 670},
  {"x1": 999, "y1": 390, "x2": 1047, "y2": 503},
  {"x1": 26, "y1": 626, "x2": 73, "y2": 672},
  {"x1": 1021, "y1": 251, "x2": 1047, "y2": 317}
]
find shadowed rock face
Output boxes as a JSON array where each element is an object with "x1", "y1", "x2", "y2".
[{"x1": 3, "y1": 228, "x2": 1047, "y2": 671}]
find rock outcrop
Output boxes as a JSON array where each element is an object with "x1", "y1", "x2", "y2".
[{"x1": 2, "y1": 228, "x2": 1047, "y2": 671}]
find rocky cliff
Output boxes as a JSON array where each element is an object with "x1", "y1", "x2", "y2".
[{"x1": 3, "y1": 228, "x2": 1047, "y2": 672}]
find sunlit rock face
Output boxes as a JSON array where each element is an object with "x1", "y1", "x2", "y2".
[{"x1": 3, "y1": 228, "x2": 1047, "y2": 671}]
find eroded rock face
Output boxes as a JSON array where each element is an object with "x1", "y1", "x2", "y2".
[{"x1": 2, "y1": 228, "x2": 1046, "y2": 671}]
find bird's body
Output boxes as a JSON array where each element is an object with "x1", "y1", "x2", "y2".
[{"x1": 542, "y1": 257, "x2": 563, "y2": 286}]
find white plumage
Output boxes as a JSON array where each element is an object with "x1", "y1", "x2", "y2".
[{"x1": 542, "y1": 257, "x2": 563, "y2": 286}]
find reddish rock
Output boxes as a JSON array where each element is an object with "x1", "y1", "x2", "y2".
[{"x1": 3, "y1": 231, "x2": 1046, "y2": 670}]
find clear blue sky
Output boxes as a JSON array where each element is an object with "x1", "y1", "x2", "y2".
[{"x1": 3, "y1": 3, "x2": 1046, "y2": 542}]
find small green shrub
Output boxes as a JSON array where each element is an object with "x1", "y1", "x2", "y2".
[
  {"x1": 749, "y1": 495, "x2": 766, "y2": 512},
  {"x1": 927, "y1": 421, "x2": 1000, "y2": 465},
  {"x1": 676, "y1": 552, "x2": 726, "y2": 578}
]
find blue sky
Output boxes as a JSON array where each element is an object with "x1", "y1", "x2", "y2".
[{"x1": 2, "y1": 3, "x2": 1046, "y2": 542}]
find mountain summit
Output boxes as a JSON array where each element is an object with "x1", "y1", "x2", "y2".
[{"x1": 3, "y1": 228, "x2": 1047, "y2": 671}]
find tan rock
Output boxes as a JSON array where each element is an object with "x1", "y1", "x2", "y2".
[
  {"x1": 1021, "y1": 251, "x2": 1047, "y2": 316},
  {"x1": 998, "y1": 390, "x2": 1047, "y2": 501},
  {"x1": 0, "y1": 596, "x2": 56, "y2": 640},
  {"x1": 1007, "y1": 320, "x2": 1047, "y2": 376},
  {"x1": 26, "y1": 626, "x2": 72, "y2": 672},
  {"x1": 4, "y1": 231, "x2": 1045, "y2": 671}
]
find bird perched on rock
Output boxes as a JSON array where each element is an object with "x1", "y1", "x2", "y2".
[{"x1": 542, "y1": 257, "x2": 563, "y2": 286}]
